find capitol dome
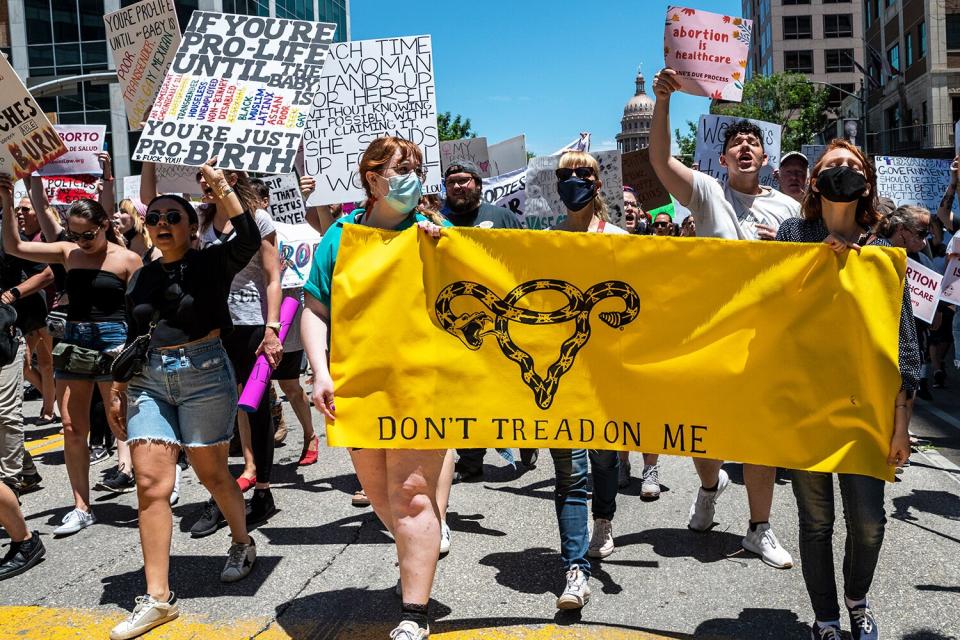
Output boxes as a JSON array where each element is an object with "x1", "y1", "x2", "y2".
[{"x1": 617, "y1": 67, "x2": 653, "y2": 153}]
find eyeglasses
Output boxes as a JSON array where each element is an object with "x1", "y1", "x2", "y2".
[
  {"x1": 145, "y1": 211, "x2": 183, "y2": 226},
  {"x1": 14, "y1": 206, "x2": 31, "y2": 214},
  {"x1": 623, "y1": 200, "x2": 639, "y2": 210},
  {"x1": 653, "y1": 221, "x2": 671, "y2": 229},
  {"x1": 912, "y1": 226, "x2": 930, "y2": 237},
  {"x1": 390, "y1": 165, "x2": 427, "y2": 181},
  {"x1": 64, "y1": 227, "x2": 102, "y2": 242},
  {"x1": 445, "y1": 176, "x2": 475, "y2": 189},
  {"x1": 556, "y1": 167, "x2": 595, "y2": 181}
]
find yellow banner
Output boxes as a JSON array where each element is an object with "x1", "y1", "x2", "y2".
[{"x1": 329, "y1": 227, "x2": 906, "y2": 481}]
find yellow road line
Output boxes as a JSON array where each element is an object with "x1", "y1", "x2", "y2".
[{"x1": 25, "y1": 433, "x2": 64, "y2": 455}]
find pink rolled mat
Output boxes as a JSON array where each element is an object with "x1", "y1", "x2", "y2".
[{"x1": 238, "y1": 296, "x2": 301, "y2": 412}]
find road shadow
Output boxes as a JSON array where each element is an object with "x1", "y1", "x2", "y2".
[
  {"x1": 27, "y1": 501, "x2": 138, "y2": 530},
  {"x1": 479, "y1": 547, "x2": 563, "y2": 596},
  {"x1": 256, "y1": 512, "x2": 393, "y2": 546},
  {"x1": 902, "y1": 631, "x2": 958, "y2": 640},
  {"x1": 485, "y1": 477, "x2": 556, "y2": 501},
  {"x1": 615, "y1": 527, "x2": 747, "y2": 564},
  {"x1": 446, "y1": 511, "x2": 506, "y2": 537},
  {"x1": 916, "y1": 584, "x2": 960, "y2": 593},
  {"x1": 694, "y1": 607, "x2": 810, "y2": 639},
  {"x1": 891, "y1": 489, "x2": 960, "y2": 522}
]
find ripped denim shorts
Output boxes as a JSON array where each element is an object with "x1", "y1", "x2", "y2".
[{"x1": 126, "y1": 336, "x2": 238, "y2": 448}]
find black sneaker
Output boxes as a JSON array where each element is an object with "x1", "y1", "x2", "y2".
[
  {"x1": 89, "y1": 446, "x2": 111, "y2": 465},
  {"x1": 918, "y1": 378, "x2": 933, "y2": 400},
  {"x1": 245, "y1": 489, "x2": 276, "y2": 527},
  {"x1": 810, "y1": 621, "x2": 842, "y2": 640},
  {"x1": 847, "y1": 603, "x2": 879, "y2": 640},
  {"x1": 452, "y1": 467, "x2": 484, "y2": 484},
  {"x1": 0, "y1": 532, "x2": 45, "y2": 580},
  {"x1": 16, "y1": 472, "x2": 42, "y2": 493},
  {"x1": 933, "y1": 369, "x2": 946, "y2": 388},
  {"x1": 97, "y1": 470, "x2": 135, "y2": 494},
  {"x1": 190, "y1": 499, "x2": 225, "y2": 538},
  {"x1": 520, "y1": 449, "x2": 539, "y2": 469}
]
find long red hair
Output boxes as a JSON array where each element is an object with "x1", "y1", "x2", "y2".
[{"x1": 801, "y1": 139, "x2": 880, "y2": 230}]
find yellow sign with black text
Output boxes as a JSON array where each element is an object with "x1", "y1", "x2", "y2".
[{"x1": 329, "y1": 226, "x2": 906, "y2": 481}]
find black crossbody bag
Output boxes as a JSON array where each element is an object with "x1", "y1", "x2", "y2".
[{"x1": 111, "y1": 312, "x2": 159, "y2": 383}]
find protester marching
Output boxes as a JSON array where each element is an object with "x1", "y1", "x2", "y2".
[{"x1": 0, "y1": 2, "x2": 957, "y2": 640}]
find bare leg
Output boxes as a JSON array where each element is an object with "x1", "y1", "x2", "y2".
[
  {"x1": 743, "y1": 463, "x2": 775, "y2": 523},
  {"x1": 0, "y1": 482, "x2": 28, "y2": 541},
  {"x1": 435, "y1": 449, "x2": 455, "y2": 521},
  {"x1": 692, "y1": 457, "x2": 724, "y2": 489},
  {"x1": 99, "y1": 381, "x2": 133, "y2": 475},
  {"x1": 350, "y1": 448, "x2": 394, "y2": 535},
  {"x1": 237, "y1": 408, "x2": 256, "y2": 482},
  {"x1": 643, "y1": 453, "x2": 660, "y2": 465},
  {"x1": 188, "y1": 444, "x2": 250, "y2": 543},
  {"x1": 26, "y1": 329, "x2": 55, "y2": 419},
  {"x1": 58, "y1": 379, "x2": 94, "y2": 511},
  {"x1": 130, "y1": 442, "x2": 179, "y2": 600},
  {"x1": 277, "y1": 379, "x2": 314, "y2": 441}
]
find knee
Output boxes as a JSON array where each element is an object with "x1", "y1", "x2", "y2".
[
  {"x1": 136, "y1": 477, "x2": 173, "y2": 506},
  {"x1": 848, "y1": 511, "x2": 886, "y2": 546},
  {"x1": 390, "y1": 477, "x2": 434, "y2": 520},
  {"x1": 62, "y1": 422, "x2": 86, "y2": 442}
]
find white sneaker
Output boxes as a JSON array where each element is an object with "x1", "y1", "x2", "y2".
[
  {"x1": 221, "y1": 538, "x2": 256, "y2": 582},
  {"x1": 742, "y1": 523, "x2": 793, "y2": 569},
  {"x1": 109, "y1": 593, "x2": 179, "y2": 640},
  {"x1": 641, "y1": 463, "x2": 661, "y2": 499},
  {"x1": 688, "y1": 469, "x2": 729, "y2": 531},
  {"x1": 170, "y1": 464, "x2": 182, "y2": 506},
  {"x1": 556, "y1": 566, "x2": 591, "y2": 609},
  {"x1": 618, "y1": 457, "x2": 631, "y2": 488},
  {"x1": 53, "y1": 508, "x2": 95, "y2": 536},
  {"x1": 439, "y1": 520, "x2": 450, "y2": 556},
  {"x1": 587, "y1": 518, "x2": 615, "y2": 558},
  {"x1": 389, "y1": 620, "x2": 429, "y2": 639}
]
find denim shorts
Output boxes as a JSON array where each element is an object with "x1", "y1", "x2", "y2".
[
  {"x1": 55, "y1": 321, "x2": 127, "y2": 382},
  {"x1": 126, "y1": 337, "x2": 238, "y2": 448}
]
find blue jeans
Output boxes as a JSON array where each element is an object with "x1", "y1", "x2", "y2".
[
  {"x1": 56, "y1": 321, "x2": 127, "y2": 381},
  {"x1": 954, "y1": 311, "x2": 960, "y2": 367},
  {"x1": 590, "y1": 449, "x2": 620, "y2": 521},
  {"x1": 792, "y1": 471, "x2": 886, "y2": 621}
]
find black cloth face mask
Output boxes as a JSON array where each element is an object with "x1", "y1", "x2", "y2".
[{"x1": 816, "y1": 166, "x2": 867, "y2": 203}]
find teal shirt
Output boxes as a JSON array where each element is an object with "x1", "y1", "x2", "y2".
[{"x1": 304, "y1": 209, "x2": 451, "y2": 307}]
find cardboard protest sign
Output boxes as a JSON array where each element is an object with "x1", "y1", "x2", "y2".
[
  {"x1": 36, "y1": 125, "x2": 106, "y2": 176},
  {"x1": 43, "y1": 176, "x2": 98, "y2": 206},
  {"x1": 875, "y1": 156, "x2": 951, "y2": 212},
  {"x1": 133, "y1": 12, "x2": 337, "y2": 173},
  {"x1": 123, "y1": 175, "x2": 142, "y2": 202},
  {"x1": 264, "y1": 173, "x2": 306, "y2": 225},
  {"x1": 694, "y1": 114, "x2": 780, "y2": 187},
  {"x1": 906, "y1": 258, "x2": 942, "y2": 324},
  {"x1": 156, "y1": 163, "x2": 201, "y2": 196},
  {"x1": 524, "y1": 151, "x2": 625, "y2": 230},
  {"x1": 664, "y1": 6, "x2": 751, "y2": 101},
  {"x1": 489, "y1": 135, "x2": 527, "y2": 176},
  {"x1": 801, "y1": 145, "x2": 826, "y2": 167},
  {"x1": 275, "y1": 221, "x2": 322, "y2": 289},
  {"x1": 0, "y1": 55, "x2": 67, "y2": 179},
  {"x1": 104, "y1": 0, "x2": 181, "y2": 130},
  {"x1": 622, "y1": 149, "x2": 671, "y2": 212},
  {"x1": 481, "y1": 169, "x2": 526, "y2": 222},
  {"x1": 440, "y1": 137, "x2": 490, "y2": 178},
  {"x1": 303, "y1": 35, "x2": 440, "y2": 206},
  {"x1": 942, "y1": 257, "x2": 960, "y2": 306}
]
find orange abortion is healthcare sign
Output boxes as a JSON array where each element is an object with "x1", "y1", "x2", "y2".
[
  {"x1": 664, "y1": 6, "x2": 752, "y2": 102},
  {"x1": 0, "y1": 55, "x2": 66, "y2": 179}
]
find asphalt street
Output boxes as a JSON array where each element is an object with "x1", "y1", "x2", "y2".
[{"x1": 0, "y1": 372, "x2": 958, "y2": 640}]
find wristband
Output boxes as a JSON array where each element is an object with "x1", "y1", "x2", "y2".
[
  {"x1": 266, "y1": 322, "x2": 282, "y2": 333},
  {"x1": 10, "y1": 287, "x2": 20, "y2": 300}
]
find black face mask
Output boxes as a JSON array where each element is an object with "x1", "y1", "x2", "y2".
[
  {"x1": 557, "y1": 177, "x2": 597, "y2": 212},
  {"x1": 816, "y1": 166, "x2": 867, "y2": 203}
]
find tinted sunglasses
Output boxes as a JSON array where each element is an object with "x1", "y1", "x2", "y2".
[
  {"x1": 64, "y1": 228, "x2": 101, "y2": 242},
  {"x1": 653, "y1": 221, "x2": 671, "y2": 228},
  {"x1": 556, "y1": 167, "x2": 595, "y2": 181},
  {"x1": 145, "y1": 211, "x2": 183, "y2": 226}
]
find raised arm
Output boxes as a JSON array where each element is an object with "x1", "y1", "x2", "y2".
[
  {"x1": 28, "y1": 175, "x2": 64, "y2": 241},
  {"x1": 139, "y1": 160, "x2": 159, "y2": 204},
  {"x1": 1, "y1": 176, "x2": 69, "y2": 264},
  {"x1": 938, "y1": 156, "x2": 959, "y2": 233},
  {"x1": 299, "y1": 175, "x2": 335, "y2": 234},
  {"x1": 97, "y1": 152, "x2": 115, "y2": 214},
  {"x1": 1, "y1": 266, "x2": 54, "y2": 304},
  {"x1": 649, "y1": 67, "x2": 695, "y2": 207}
]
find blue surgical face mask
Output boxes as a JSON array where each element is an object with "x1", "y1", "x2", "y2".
[
  {"x1": 557, "y1": 177, "x2": 596, "y2": 212},
  {"x1": 383, "y1": 173, "x2": 423, "y2": 214}
]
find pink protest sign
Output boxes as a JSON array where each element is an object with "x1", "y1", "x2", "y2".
[{"x1": 664, "y1": 6, "x2": 751, "y2": 102}]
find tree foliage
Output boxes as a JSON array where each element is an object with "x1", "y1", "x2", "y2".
[
  {"x1": 674, "y1": 120, "x2": 697, "y2": 166},
  {"x1": 437, "y1": 112, "x2": 476, "y2": 141},
  {"x1": 710, "y1": 72, "x2": 830, "y2": 153}
]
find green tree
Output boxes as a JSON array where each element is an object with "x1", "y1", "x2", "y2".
[
  {"x1": 437, "y1": 111, "x2": 476, "y2": 141},
  {"x1": 674, "y1": 120, "x2": 697, "y2": 167},
  {"x1": 710, "y1": 72, "x2": 830, "y2": 153}
]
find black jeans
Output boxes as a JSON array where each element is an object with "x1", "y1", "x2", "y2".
[
  {"x1": 792, "y1": 471, "x2": 886, "y2": 621},
  {"x1": 222, "y1": 325, "x2": 275, "y2": 484}
]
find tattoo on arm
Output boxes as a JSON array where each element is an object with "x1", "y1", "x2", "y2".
[{"x1": 940, "y1": 185, "x2": 956, "y2": 210}]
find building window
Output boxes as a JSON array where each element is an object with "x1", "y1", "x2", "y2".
[
  {"x1": 865, "y1": 2, "x2": 872, "y2": 29},
  {"x1": 887, "y1": 43, "x2": 900, "y2": 72},
  {"x1": 784, "y1": 50, "x2": 814, "y2": 73},
  {"x1": 825, "y1": 49, "x2": 855, "y2": 72},
  {"x1": 782, "y1": 0, "x2": 811, "y2": 4},
  {"x1": 783, "y1": 16, "x2": 813, "y2": 40},
  {"x1": 906, "y1": 33, "x2": 913, "y2": 66},
  {"x1": 824, "y1": 0, "x2": 851, "y2": 2},
  {"x1": 919, "y1": 21, "x2": 927, "y2": 57},
  {"x1": 886, "y1": 0, "x2": 895, "y2": 5},
  {"x1": 948, "y1": 14, "x2": 960, "y2": 50},
  {"x1": 824, "y1": 14, "x2": 853, "y2": 38}
]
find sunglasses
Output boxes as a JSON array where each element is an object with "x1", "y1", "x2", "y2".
[
  {"x1": 653, "y1": 221, "x2": 671, "y2": 228},
  {"x1": 64, "y1": 228, "x2": 101, "y2": 242},
  {"x1": 145, "y1": 211, "x2": 183, "y2": 226},
  {"x1": 556, "y1": 167, "x2": 595, "y2": 181},
  {"x1": 14, "y1": 206, "x2": 31, "y2": 213}
]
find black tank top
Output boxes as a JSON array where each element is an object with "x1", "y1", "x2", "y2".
[{"x1": 65, "y1": 269, "x2": 126, "y2": 322}]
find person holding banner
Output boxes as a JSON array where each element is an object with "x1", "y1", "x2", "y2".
[
  {"x1": 301, "y1": 136, "x2": 450, "y2": 640},
  {"x1": 649, "y1": 66, "x2": 797, "y2": 570}
]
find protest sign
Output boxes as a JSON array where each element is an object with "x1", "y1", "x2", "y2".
[
  {"x1": 489, "y1": 135, "x2": 527, "y2": 176},
  {"x1": 12, "y1": 180, "x2": 28, "y2": 204},
  {"x1": 621, "y1": 149, "x2": 672, "y2": 212},
  {"x1": 275, "y1": 221, "x2": 322, "y2": 289},
  {"x1": 440, "y1": 137, "x2": 491, "y2": 178},
  {"x1": 328, "y1": 225, "x2": 905, "y2": 481},
  {"x1": 43, "y1": 176, "x2": 98, "y2": 205},
  {"x1": 103, "y1": 0, "x2": 181, "y2": 130},
  {"x1": 481, "y1": 169, "x2": 526, "y2": 222},
  {"x1": 264, "y1": 173, "x2": 306, "y2": 225},
  {"x1": 694, "y1": 114, "x2": 780, "y2": 187},
  {"x1": 664, "y1": 6, "x2": 751, "y2": 101},
  {"x1": 875, "y1": 156, "x2": 951, "y2": 212},
  {"x1": 906, "y1": 258, "x2": 941, "y2": 324},
  {"x1": 524, "y1": 151, "x2": 625, "y2": 230},
  {"x1": 122, "y1": 175, "x2": 142, "y2": 202},
  {"x1": 801, "y1": 144, "x2": 826, "y2": 167},
  {"x1": 553, "y1": 133, "x2": 591, "y2": 155},
  {"x1": 303, "y1": 35, "x2": 440, "y2": 206},
  {"x1": 955, "y1": 120, "x2": 960, "y2": 156},
  {"x1": 36, "y1": 125, "x2": 106, "y2": 176},
  {"x1": 156, "y1": 163, "x2": 201, "y2": 196},
  {"x1": 942, "y1": 257, "x2": 960, "y2": 306},
  {"x1": 133, "y1": 11, "x2": 337, "y2": 174},
  {"x1": 0, "y1": 55, "x2": 67, "y2": 179}
]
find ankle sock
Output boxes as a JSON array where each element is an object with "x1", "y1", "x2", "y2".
[
  {"x1": 749, "y1": 520, "x2": 768, "y2": 531},
  {"x1": 400, "y1": 602, "x2": 429, "y2": 630},
  {"x1": 701, "y1": 480, "x2": 719, "y2": 492}
]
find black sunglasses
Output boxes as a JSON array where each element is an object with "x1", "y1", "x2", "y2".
[
  {"x1": 64, "y1": 228, "x2": 101, "y2": 242},
  {"x1": 145, "y1": 211, "x2": 183, "y2": 226},
  {"x1": 653, "y1": 221, "x2": 670, "y2": 228},
  {"x1": 556, "y1": 167, "x2": 595, "y2": 181}
]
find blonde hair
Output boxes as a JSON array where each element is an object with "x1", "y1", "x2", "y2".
[
  {"x1": 118, "y1": 199, "x2": 153, "y2": 250},
  {"x1": 558, "y1": 151, "x2": 609, "y2": 221}
]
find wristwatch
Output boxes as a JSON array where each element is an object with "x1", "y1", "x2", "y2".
[
  {"x1": 9, "y1": 287, "x2": 21, "y2": 300},
  {"x1": 266, "y1": 322, "x2": 282, "y2": 333}
]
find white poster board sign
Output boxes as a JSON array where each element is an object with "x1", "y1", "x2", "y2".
[
  {"x1": 103, "y1": 0, "x2": 182, "y2": 130},
  {"x1": 440, "y1": 137, "x2": 490, "y2": 178},
  {"x1": 133, "y1": 11, "x2": 337, "y2": 173},
  {"x1": 0, "y1": 55, "x2": 67, "y2": 179},
  {"x1": 481, "y1": 168, "x2": 526, "y2": 222},
  {"x1": 263, "y1": 173, "x2": 305, "y2": 225},
  {"x1": 695, "y1": 114, "x2": 780, "y2": 187},
  {"x1": 43, "y1": 176, "x2": 99, "y2": 206},
  {"x1": 942, "y1": 257, "x2": 960, "y2": 306},
  {"x1": 875, "y1": 156, "x2": 952, "y2": 212},
  {"x1": 489, "y1": 135, "x2": 527, "y2": 176},
  {"x1": 906, "y1": 258, "x2": 942, "y2": 324},
  {"x1": 156, "y1": 163, "x2": 201, "y2": 196},
  {"x1": 303, "y1": 35, "x2": 440, "y2": 206},
  {"x1": 523, "y1": 151, "x2": 625, "y2": 230},
  {"x1": 36, "y1": 125, "x2": 106, "y2": 176},
  {"x1": 275, "y1": 221, "x2": 322, "y2": 289},
  {"x1": 122, "y1": 175, "x2": 142, "y2": 202}
]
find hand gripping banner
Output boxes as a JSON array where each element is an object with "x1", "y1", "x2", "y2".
[{"x1": 328, "y1": 227, "x2": 906, "y2": 481}]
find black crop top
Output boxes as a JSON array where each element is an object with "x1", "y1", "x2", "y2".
[
  {"x1": 125, "y1": 211, "x2": 261, "y2": 348},
  {"x1": 65, "y1": 269, "x2": 127, "y2": 322}
]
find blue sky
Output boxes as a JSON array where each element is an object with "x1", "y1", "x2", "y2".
[{"x1": 352, "y1": 0, "x2": 742, "y2": 155}]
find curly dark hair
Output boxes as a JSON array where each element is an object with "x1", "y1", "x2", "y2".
[{"x1": 722, "y1": 120, "x2": 765, "y2": 153}]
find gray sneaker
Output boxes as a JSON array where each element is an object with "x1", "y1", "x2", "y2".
[
  {"x1": 641, "y1": 463, "x2": 661, "y2": 499},
  {"x1": 556, "y1": 566, "x2": 591, "y2": 609},
  {"x1": 389, "y1": 620, "x2": 429, "y2": 639},
  {"x1": 109, "y1": 593, "x2": 179, "y2": 640},
  {"x1": 221, "y1": 538, "x2": 256, "y2": 582},
  {"x1": 587, "y1": 518, "x2": 615, "y2": 558},
  {"x1": 688, "y1": 469, "x2": 729, "y2": 531},
  {"x1": 53, "y1": 508, "x2": 95, "y2": 536}
]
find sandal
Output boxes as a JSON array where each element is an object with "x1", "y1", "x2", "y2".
[
  {"x1": 236, "y1": 476, "x2": 257, "y2": 492},
  {"x1": 298, "y1": 434, "x2": 319, "y2": 466},
  {"x1": 36, "y1": 414, "x2": 59, "y2": 426},
  {"x1": 351, "y1": 489, "x2": 370, "y2": 507}
]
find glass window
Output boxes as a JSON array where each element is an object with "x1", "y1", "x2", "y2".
[
  {"x1": 27, "y1": 45, "x2": 55, "y2": 72},
  {"x1": 784, "y1": 50, "x2": 814, "y2": 73},
  {"x1": 920, "y1": 21, "x2": 927, "y2": 57},
  {"x1": 51, "y1": 3, "x2": 79, "y2": 43},
  {"x1": 824, "y1": 0, "x2": 851, "y2": 3},
  {"x1": 825, "y1": 49, "x2": 855, "y2": 72},
  {"x1": 54, "y1": 43, "x2": 82, "y2": 69},
  {"x1": 82, "y1": 43, "x2": 108, "y2": 71},
  {"x1": 824, "y1": 14, "x2": 853, "y2": 38},
  {"x1": 80, "y1": 2, "x2": 106, "y2": 41},
  {"x1": 887, "y1": 43, "x2": 900, "y2": 72},
  {"x1": 782, "y1": 0, "x2": 811, "y2": 4},
  {"x1": 58, "y1": 112, "x2": 86, "y2": 125},
  {"x1": 906, "y1": 33, "x2": 913, "y2": 66},
  {"x1": 84, "y1": 83, "x2": 110, "y2": 111},
  {"x1": 175, "y1": 0, "x2": 199, "y2": 33},
  {"x1": 25, "y1": 1, "x2": 53, "y2": 45},
  {"x1": 783, "y1": 16, "x2": 812, "y2": 40},
  {"x1": 948, "y1": 14, "x2": 960, "y2": 50},
  {"x1": 886, "y1": 0, "x2": 895, "y2": 5}
]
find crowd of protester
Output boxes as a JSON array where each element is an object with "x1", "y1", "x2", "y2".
[{"x1": 0, "y1": 65, "x2": 954, "y2": 640}]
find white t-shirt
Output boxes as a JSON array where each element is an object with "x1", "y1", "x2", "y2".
[
  {"x1": 688, "y1": 170, "x2": 800, "y2": 240},
  {"x1": 200, "y1": 208, "x2": 275, "y2": 326}
]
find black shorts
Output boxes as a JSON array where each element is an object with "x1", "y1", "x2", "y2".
[
  {"x1": 271, "y1": 349, "x2": 304, "y2": 380},
  {"x1": 930, "y1": 305, "x2": 955, "y2": 346},
  {"x1": 15, "y1": 294, "x2": 47, "y2": 335}
]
